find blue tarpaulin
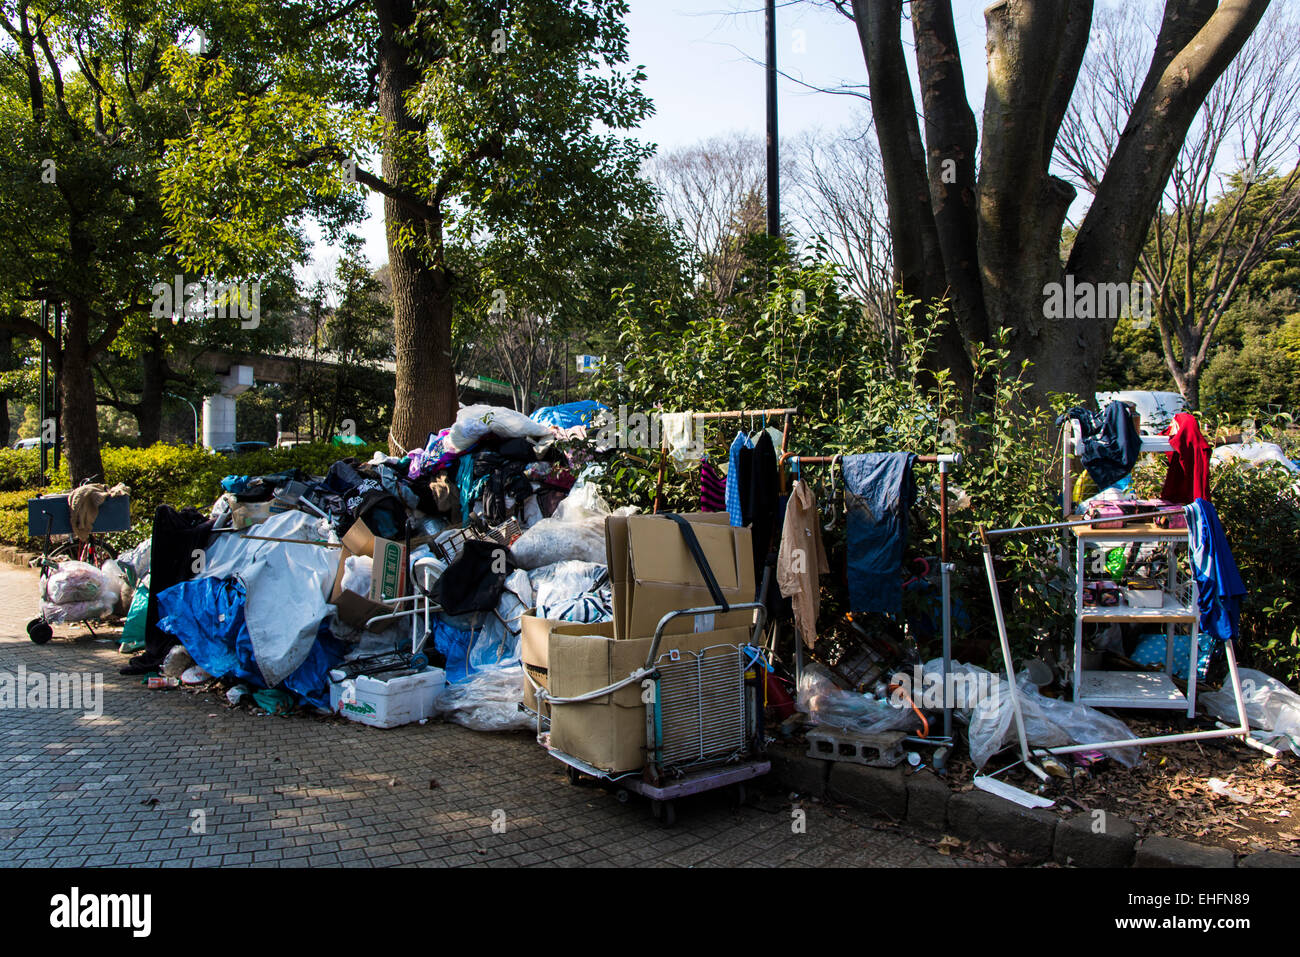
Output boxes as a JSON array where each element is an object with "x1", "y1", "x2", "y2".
[
  {"x1": 156, "y1": 577, "x2": 347, "y2": 710},
  {"x1": 530, "y1": 400, "x2": 608, "y2": 430}
]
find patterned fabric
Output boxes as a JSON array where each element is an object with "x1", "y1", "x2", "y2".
[
  {"x1": 725, "y1": 431, "x2": 752, "y2": 527},
  {"x1": 700, "y1": 461, "x2": 726, "y2": 512}
]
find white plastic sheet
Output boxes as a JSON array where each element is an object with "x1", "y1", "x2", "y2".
[
  {"x1": 1201, "y1": 668, "x2": 1300, "y2": 755},
  {"x1": 448, "y1": 404, "x2": 552, "y2": 451}
]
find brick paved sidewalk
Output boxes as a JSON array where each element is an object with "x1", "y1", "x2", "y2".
[{"x1": 0, "y1": 565, "x2": 984, "y2": 868}]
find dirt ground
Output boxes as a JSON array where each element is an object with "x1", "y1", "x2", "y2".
[{"x1": 943, "y1": 717, "x2": 1300, "y2": 857}]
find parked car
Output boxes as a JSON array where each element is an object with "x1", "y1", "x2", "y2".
[{"x1": 12, "y1": 437, "x2": 41, "y2": 450}]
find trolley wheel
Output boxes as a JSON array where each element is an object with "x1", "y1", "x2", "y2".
[
  {"x1": 566, "y1": 766, "x2": 583, "y2": 786},
  {"x1": 27, "y1": 619, "x2": 53, "y2": 644},
  {"x1": 615, "y1": 788, "x2": 630, "y2": 804},
  {"x1": 410, "y1": 653, "x2": 428, "y2": 671},
  {"x1": 659, "y1": 800, "x2": 677, "y2": 827}
]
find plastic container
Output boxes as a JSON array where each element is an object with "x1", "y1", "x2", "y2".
[
  {"x1": 329, "y1": 667, "x2": 446, "y2": 729},
  {"x1": 1124, "y1": 581, "x2": 1165, "y2": 608}
]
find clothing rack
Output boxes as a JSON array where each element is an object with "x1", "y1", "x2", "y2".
[
  {"x1": 779, "y1": 451, "x2": 963, "y2": 767},
  {"x1": 651, "y1": 407, "x2": 798, "y2": 514}
]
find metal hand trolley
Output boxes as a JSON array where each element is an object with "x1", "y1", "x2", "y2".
[
  {"x1": 26, "y1": 491, "x2": 131, "y2": 644},
  {"x1": 538, "y1": 601, "x2": 771, "y2": 827}
]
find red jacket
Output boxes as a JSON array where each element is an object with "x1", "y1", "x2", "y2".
[{"x1": 1161, "y1": 413, "x2": 1211, "y2": 503}]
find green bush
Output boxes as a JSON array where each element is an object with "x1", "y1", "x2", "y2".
[
  {"x1": 0, "y1": 440, "x2": 386, "y2": 554},
  {"x1": 594, "y1": 253, "x2": 1073, "y2": 671}
]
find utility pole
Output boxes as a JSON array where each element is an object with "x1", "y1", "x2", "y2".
[{"x1": 765, "y1": 0, "x2": 780, "y2": 238}]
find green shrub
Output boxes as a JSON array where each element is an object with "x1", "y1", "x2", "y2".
[{"x1": 594, "y1": 254, "x2": 1073, "y2": 671}]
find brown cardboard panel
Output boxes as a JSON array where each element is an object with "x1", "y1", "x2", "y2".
[
  {"x1": 546, "y1": 623, "x2": 751, "y2": 773},
  {"x1": 606, "y1": 512, "x2": 754, "y2": 640},
  {"x1": 328, "y1": 518, "x2": 397, "y2": 631}
]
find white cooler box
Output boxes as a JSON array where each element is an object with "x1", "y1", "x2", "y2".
[{"x1": 329, "y1": 668, "x2": 446, "y2": 729}]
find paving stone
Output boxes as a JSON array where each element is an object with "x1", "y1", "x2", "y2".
[
  {"x1": 905, "y1": 771, "x2": 950, "y2": 830},
  {"x1": 826, "y1": 764, "x2": 907, "y2": 820},
  {"x1": 1238, "y1": 851, "x2": 1300, "y2": 868}
]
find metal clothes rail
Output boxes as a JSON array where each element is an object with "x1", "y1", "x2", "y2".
[{"x1": 779, "y1": 451, "x2": 963, "y2": 764}]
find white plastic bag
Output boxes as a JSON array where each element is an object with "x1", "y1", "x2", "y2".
[
  {"x1": 448, "y1": 404, "x2": 552, "y2": 451},
  {"x1": 45, "y1": 561, "x2": 112, "y2": 604},
  {"x1": 436, "y1": 664, "x2": 533, "y2": 731},
  {"x1": 341, "y1": 555, "x2": 373, "y2": 597},
  {"x1": 509, "y1": 484, "x2": 633, "y2": 569},
  {"x1": 1201, "y1": 668, "x2": 1300, "y2": 754},
  {"x1": 162, "y1": 645, "x2": 196, "y2": 678}
]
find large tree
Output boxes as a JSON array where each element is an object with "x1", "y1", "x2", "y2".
[
  {"x1": 832, "y1": 0, "x2": 1272, "y2": 404},
  {"x1": 164, "y1": 0, "x2": 654, "y2": 454},
  {"x1": 1057, "y1": 1, "x2": 1300, "y2": 408}
]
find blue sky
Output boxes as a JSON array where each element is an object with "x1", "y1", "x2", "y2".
[{"x1": 315, "y1": 0, "x2": 995, "y2": 282}]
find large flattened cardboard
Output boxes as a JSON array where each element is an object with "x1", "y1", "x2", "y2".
[
  {"x1": 605, "y1": 512, "x2": 754, "y2": 640},
  {"x1": 544, "y1": 620, "x2": 752, "y2": 773}
]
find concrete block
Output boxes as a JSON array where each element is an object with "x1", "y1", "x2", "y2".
[
  {"x1": 1135, "y1": 836, "x2": 1234, "y2": 868},
  {"x1": 1053, "y1": 810, "x2": 1137, "y2": 868},
  {"x1": 826, "y1": 764, "x2": 907, "y2": 820},
  {"x1": 948, "y1": 789, "x2": 1058, "y2": 862}
]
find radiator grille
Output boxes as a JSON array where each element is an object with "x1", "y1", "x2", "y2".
[{"x1": 654, "y1": 645, "x2": 746, "y2": 768}]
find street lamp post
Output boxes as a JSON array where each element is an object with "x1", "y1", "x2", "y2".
[{"x1": 166, "y1": 392, "x2": 200, "y2": 445}]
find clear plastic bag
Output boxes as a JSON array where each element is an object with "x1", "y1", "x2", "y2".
[
  {"x1": 45, "y1": 561, "x2": 112, "y2": 604},
  {"x1": 796, "y1": 662, "x2": 920, "y2": 735},
  {"x1": 509, "y1": 484, "x2": 624, "y2": 569},
  {"x1": 40, "y1": 594, "x2": 115, "y2": 623},
  {"x1": 1202, "y1": 668, "x2": 1300, "y2": 755},
  {"x1": 436, "y1": 663, "x2": 534, "y2": 732}
]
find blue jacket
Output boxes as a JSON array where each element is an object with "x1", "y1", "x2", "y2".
[
  {"x1": 1185, "y1": 498, "x2": 1246, "y2": 643},
  {"x1": 842, "y1": 452, "x2": 916, "y2": 618}
]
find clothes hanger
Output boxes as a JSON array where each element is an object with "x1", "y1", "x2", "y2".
[{"x1": 824, "y1": 455, "x2": 840, "y2": 531}]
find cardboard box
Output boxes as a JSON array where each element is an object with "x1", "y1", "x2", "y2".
[
  {"x1": 329, "y1": 518, "x2": 403, "y2": 631},
  {"x1": 520, "y1": 610, "x2": 556, "y2": 719},
  {"x1": 538, "y1": 618, "x2": 751, "y2": 773},
  {"x1": 605, "y1": 512, "x2": 755, "y2": 640}
]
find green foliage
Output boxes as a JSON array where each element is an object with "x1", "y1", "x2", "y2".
[
  {"x1": 593, "y1": 246, "x2": 1073, "y2": 668},
  {"x1": 0, "y1": 440, "x2": 384, "y2": 553}
]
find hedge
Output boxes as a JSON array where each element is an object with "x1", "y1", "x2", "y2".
[{"x1": 0, "y1": 441, "x2": 386, "y2": 555}]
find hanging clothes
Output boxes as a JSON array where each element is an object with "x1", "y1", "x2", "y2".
[
  {"x1": 1162, "y1": 412, "x2": 1211, "y2": 504},
  {"x1": 1056, "y1": 401, "x2": 1141, "y2": 491},
  {"x1": 777, "y1": 480, "x2": 830, "y2": 648},
  {"x1": 725, "y1": 430, "x2": 753, "y2": 527},
  {"x1": 739, "y1": 430, "x2": 781, "y2": 590},
  {"x1": 842, "y1": 452, "x2": 916, "y2": 619},
  {"x1": 660, "y1": 412, "x2": 703, "y2": 469},
  {"x1": 1184, "y1": 498, "x2": 1245, "y2": 643},
  {"x1": 699, "y1": 460, "x2": 726, "y2": 512}
]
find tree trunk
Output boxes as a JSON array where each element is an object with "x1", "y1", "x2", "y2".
[
  {"x1": 0, "y1": 329, "x2": 12, "y2": 445},
  {"x1": 61, "y1": 297, "x2": 104, "y2": 485},
  {"x1": 135, "y1": 334, "x2": 167, "y2": 446},
  {"x1": 376, "y1": 0, "x2": 457, "y2": 453}
]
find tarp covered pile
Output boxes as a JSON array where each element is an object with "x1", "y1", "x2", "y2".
[{"x1": 116, "y1": 401, "x2": 632, "y2": 729}]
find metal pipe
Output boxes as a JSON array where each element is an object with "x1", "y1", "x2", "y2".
[
  {"x1": 980, "y1": 541, "x2": 1035, "y2": 769},
  {"x1": 981, "y1": 508, "x2": 1186, "y2": 542},
  {"x1": 765, "y1": 0, "x2": 779, "y2": 238}
]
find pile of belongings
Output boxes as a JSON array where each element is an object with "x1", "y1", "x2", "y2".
[{"x1": 122, "y1": 401, "x2": 634, "y2": 729}]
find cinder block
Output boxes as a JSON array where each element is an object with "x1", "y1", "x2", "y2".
[
  {"x1": 1135, "y1": 836, "x2": 1234, "y2": 868},
  {"x1": 1053, "y1": 810, "x2": 1137, "y2": 867},
  {"x1": 806, "y1": 728, "x2": 907, "y2": 768}
]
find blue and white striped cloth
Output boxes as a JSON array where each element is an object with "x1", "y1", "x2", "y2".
[{"x1": 726, "y1": 430, "x2": 753, "y2": 527}]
